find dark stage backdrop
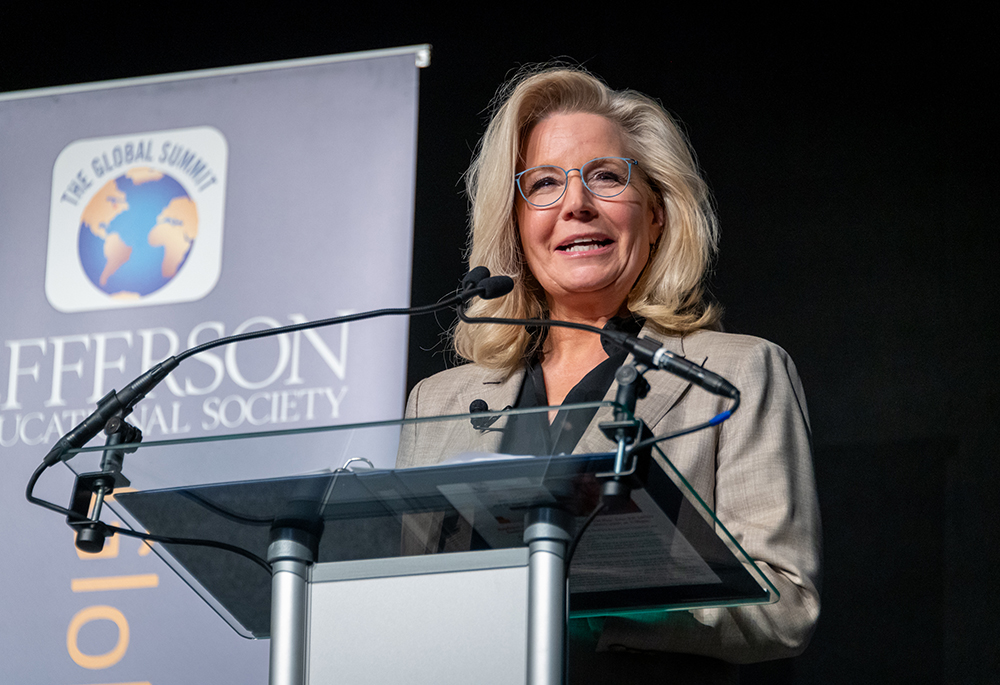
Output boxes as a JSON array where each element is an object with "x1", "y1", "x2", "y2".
[{"x1": 2, "y1": 8, "x2": 996, "y2": 684}]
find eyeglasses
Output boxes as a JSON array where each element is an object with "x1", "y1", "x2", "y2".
[{"x1": 515, "y1": 157, "x2": 639, "y2": 208}]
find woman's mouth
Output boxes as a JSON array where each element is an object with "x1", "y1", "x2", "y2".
[{"x1": 557, "y1": 237, "x2": 613, "y2": 253}]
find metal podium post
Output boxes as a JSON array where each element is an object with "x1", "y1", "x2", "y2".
[
  {"x1": 524, "y1": 507, "x2": 574, "y2": 685},
  {"x1": 268, "y1": 524, "x2": 320, "y2": 685}
]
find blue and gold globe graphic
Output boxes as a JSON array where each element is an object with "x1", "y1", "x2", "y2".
[{"x1": 78, "y1": 167, "x2": 198, "y2": 299}]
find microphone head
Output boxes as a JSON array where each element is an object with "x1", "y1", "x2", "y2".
[
  {"x1": 462, "y1": 266, "x2": 491, "y2": 291},
  {"x1": 479, "y1": 275, "x2": 514, "y2": 300},
  {"x1": 469, "y1": 399, "x2": 489, "y2": 413}
]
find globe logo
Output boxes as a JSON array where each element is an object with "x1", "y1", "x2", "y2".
[{"x1": 78, "y1": 167, "x2": 198, "y2": 299}]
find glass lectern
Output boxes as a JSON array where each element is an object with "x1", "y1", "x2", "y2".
[{"x1": 63, "y1": 402, "x2": 776, "y2": 685}]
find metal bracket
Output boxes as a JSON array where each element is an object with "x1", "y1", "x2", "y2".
[{"x1": 597, "y1": 418, "x2": 642, "y2": 445}]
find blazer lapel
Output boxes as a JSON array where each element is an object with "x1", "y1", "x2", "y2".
[
  {"x1": 630, "y1": 330, "x2": 697, "y2": 431},
  {"x1": 473, "y1": 366, "x2": 524, "y2": 413},
  {"x1": 457, "y1": 366, "x2": 525, "y2": 454}
]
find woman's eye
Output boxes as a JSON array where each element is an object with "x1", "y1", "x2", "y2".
[
  {"x1": 593, "y1": 171, "x2": 624, "y2": 183},
  {"x1": 528, "y1": 173, "x2": 563, "y2": 194}
]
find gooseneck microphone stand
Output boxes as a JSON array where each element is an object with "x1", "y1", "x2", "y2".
[{"x1": 25, "y1": 268, "x2": 513, "y2": 553}]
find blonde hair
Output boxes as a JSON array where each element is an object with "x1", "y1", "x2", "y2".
[{"x1": 455, "y1": 66, "x2": 720, "y2": 371}]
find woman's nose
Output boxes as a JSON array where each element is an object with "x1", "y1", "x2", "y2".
[{"x1": 560, "y1": 171, "x2": 596, "y2": 217}]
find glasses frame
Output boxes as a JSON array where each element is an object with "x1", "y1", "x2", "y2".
[{"x1": 515, "y1": 156, "x2": 640, "y2": 208}]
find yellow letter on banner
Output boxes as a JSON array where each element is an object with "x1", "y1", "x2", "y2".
[{"x1": 66, "y1": 605, "x2": 130, "y2": 669}]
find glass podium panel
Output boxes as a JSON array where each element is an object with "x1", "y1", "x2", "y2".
[{"x1": 63, "y1": 401, "x2": 777, "y2": 639}]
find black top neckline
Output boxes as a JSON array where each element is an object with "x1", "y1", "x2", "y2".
[{"x1": 498, "y1": 315, "x2": 645, "y2": 456}]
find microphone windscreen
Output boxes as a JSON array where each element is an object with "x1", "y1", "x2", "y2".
[
  {"x1": 469, "y1": 399, "x2": 489, "y2": 413},
  {"x1": 462, "y1": 266, "x2": 491, "y2": 290},
  {"x1": 479, "y1": 276, "x2": 514, "y2": 300}
]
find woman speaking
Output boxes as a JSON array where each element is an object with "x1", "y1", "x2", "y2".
[{"x1": 398, "y1": 66, "x2": 820, "y2": 683}]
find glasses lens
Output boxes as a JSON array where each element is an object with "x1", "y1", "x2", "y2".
[
  {"x1": 582, "y1": 158, "x2": 632, "y2": 198},
  {"x1": 518, "y1": 166, "x2": 566, "y2": 206}
]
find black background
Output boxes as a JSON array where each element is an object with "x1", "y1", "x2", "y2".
[{"x1": 3, "y1": 6, "x2": 996, "y2": 683}]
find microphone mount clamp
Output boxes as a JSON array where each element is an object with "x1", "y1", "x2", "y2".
[
  {"x1": 67, "y1": 411, "x2": 141, "y2": 554},
  {"x1": 597, "y1": 361, "x2": 650, "y2": 500}
]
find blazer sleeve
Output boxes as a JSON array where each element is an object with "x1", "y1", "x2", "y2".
[
  {"x1": 395, "y1": 378, "x2": 425, "y2": 469},
  {"x1": 597, "y1": 338, "x2": 822, "y2": 663}
]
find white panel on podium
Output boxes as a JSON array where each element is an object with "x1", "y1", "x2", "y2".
[{"x1": 306, "y1": 549, "x2": 529, "y2": 685}]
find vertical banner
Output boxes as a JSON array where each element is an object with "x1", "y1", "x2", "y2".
[{"x1": 0, "y1": 46, "x2": 427, "y2": 684}]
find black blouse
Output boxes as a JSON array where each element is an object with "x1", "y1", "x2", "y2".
[{"x1": 498, "y1": 315, "x2": 644, "y2": 456}]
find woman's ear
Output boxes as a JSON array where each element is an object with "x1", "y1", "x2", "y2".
[{"x1": 650, "y1": 197, "x2": 666, "y2": 244}]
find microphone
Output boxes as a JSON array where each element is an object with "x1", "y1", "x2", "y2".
[
  {"x1": 461, "y1": 265, "x2": 513, "y2": 301},
  {"x1": 42, "y1": 359, "x2": 178, "y2": 467},
  {"x1": 469, "y1": 399, "x2": 508, "y2": 430},
  {"x1": 462, "y1": 266, "x2": 491, "y2": 291},
  {"x1": 617, "y1": 337, "x2": 739, "y2": 399},
  {"x1": 477, "y1": 275, "x2": 514, "y2": 300}
]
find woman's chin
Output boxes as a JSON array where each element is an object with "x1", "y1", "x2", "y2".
[{"x1": 545, "y1": 278, "x2": 631, "y2": 309}]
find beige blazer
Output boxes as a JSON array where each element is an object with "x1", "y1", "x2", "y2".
[{"x1": 398, "y1": 328, "x2": 821, "y2": 667}]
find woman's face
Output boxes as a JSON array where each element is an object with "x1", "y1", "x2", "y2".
[{"x1": 516, "y1": 112, "x2": 663, "y2": 316}]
